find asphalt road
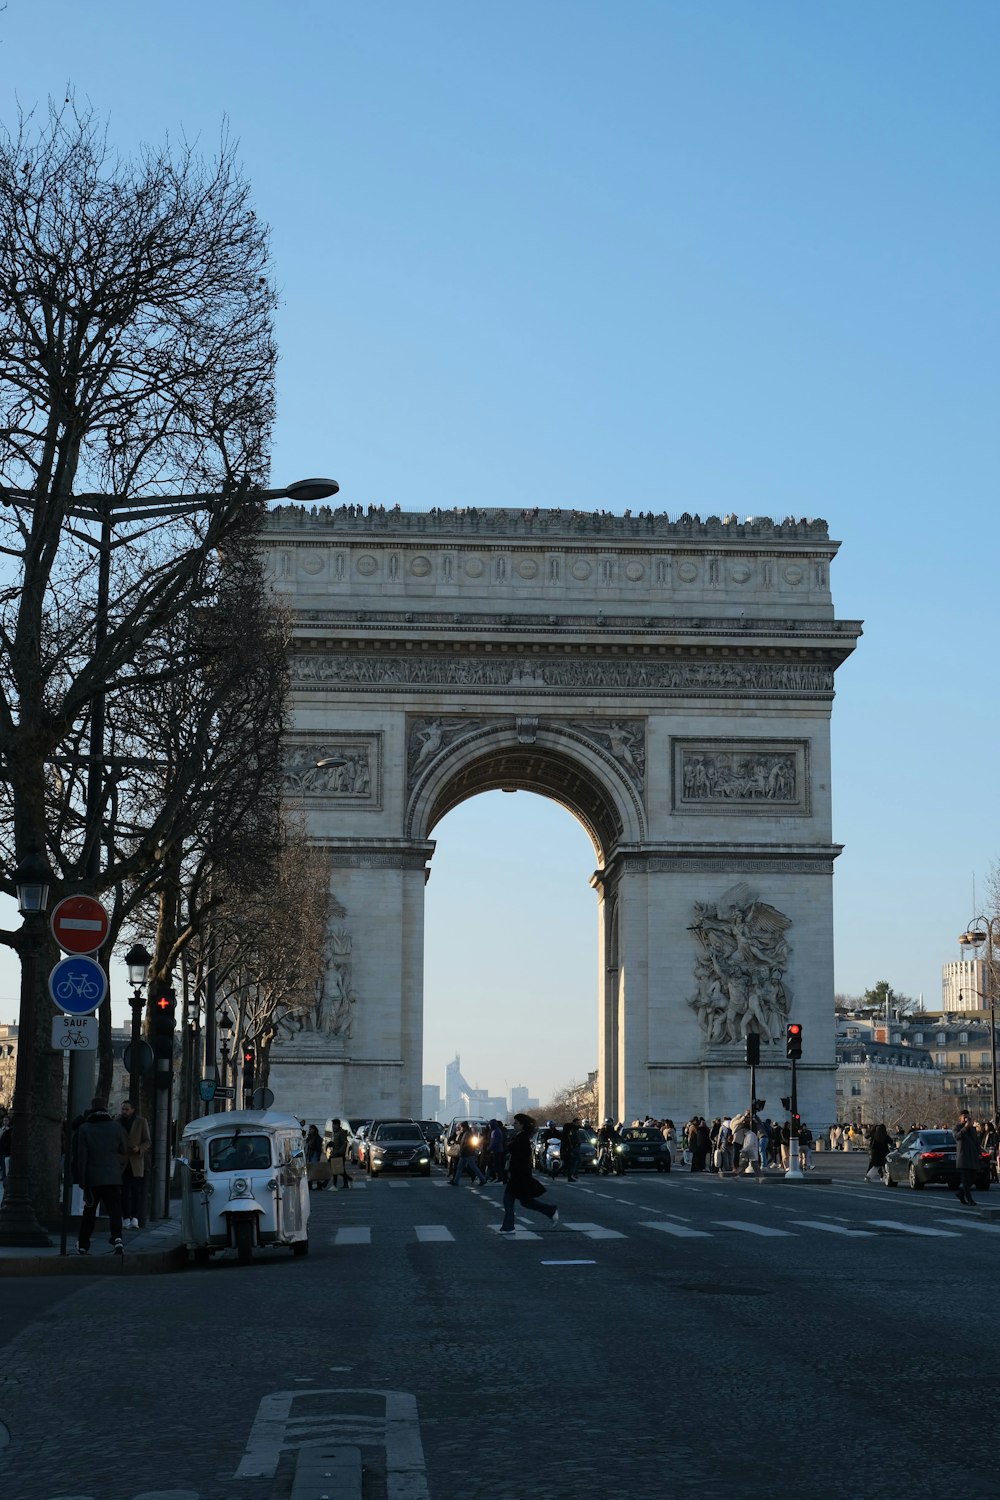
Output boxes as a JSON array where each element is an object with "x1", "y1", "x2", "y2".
[{"x1": 1, "y1": 1160, "x2": 998, "y2": 1500}]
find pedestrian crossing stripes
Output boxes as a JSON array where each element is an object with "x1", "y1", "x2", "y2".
[{"x1": 324, "y1": 1216, "x2": 989, "y2": 1244}]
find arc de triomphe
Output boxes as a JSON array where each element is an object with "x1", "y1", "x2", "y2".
[{"x1": 262, "y1": 505, "x2": 860, "y2": 1127}]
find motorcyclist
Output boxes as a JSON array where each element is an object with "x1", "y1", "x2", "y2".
[{"x1": 596, "y1": 1118, "x2": 622, "y2": 1173}]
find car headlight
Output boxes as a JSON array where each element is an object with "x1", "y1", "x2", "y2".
[{"x1": 419, "y1": 1156, "x2": 429, "y2": 1164}]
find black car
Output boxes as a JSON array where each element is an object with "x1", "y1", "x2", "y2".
[
  {"x1": 366, "y1": 1121, "x2": 433, "y2": 1178},
  {"x1": 883, "y1": 1128, "x2": 991, "y2": 1192},
  {"x1": 618, "y1": 1127, "x2": 672, "y2": 1171},
  {"x1": 416, "y1": 1120, "x2": 445, "y2": 1156}
]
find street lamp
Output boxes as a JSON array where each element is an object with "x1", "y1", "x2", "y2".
[
  {"x1": 0, "y1": 850, "x2": 55, "y2": 1247},
  {"x1": 217, "y1": 1009, "x2": 233, "y2": 1111},
  {"x1": 959, "y1": 917, "x2": 999, "y2": 1122},
  {"x1": 124, "y1": 943, "x2": 152, "y2": 1109}
]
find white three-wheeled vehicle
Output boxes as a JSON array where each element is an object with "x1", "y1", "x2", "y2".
[{"x1": 179, "y1": 1109, "x2": 310, "y2": 1265}]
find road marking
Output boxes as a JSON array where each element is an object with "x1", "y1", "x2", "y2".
[
  {"x1": 865, "y1": 1220, "x2": 960, "y2": 1237},
  {"x1": 414, "y1": 1225, "x2": 454, "y2": 1242},
  {"x1": 936, "y1": 1217, "x2": 1000, "y2": 1233},
  {"x1": 236, "y1": 1388, "x2": 429, "y2": 1498},
  {"x1": 488, "y1": 1225, "x2": 541, "y2": 1239},
  {"x1": 641, "y1": 1220, "x2": 711, "y2": 1238},
  {"x1": 334, "y1": 1227, "x2": 372, "y2": 1245},
  {"x1": 541, "y1": 1259, "x2": 597, "y2": 1265},
  {"x1": 789, "y1": 1220, "x2": 876, "y2": 1237},
  {"x1": 561, "y1": 1222, "x2": 626, "y2": 1239},
  {"x1": 712, "y1": 1220, "x2": 795, "y2": 1237},
  {"x1": 386, "y1": 1180, "x2": 410, "y2": 1188}
]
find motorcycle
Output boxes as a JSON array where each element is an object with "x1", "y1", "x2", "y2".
[{"x1": 597, "y1": 1139, "x2": 627, "y2": 1176}]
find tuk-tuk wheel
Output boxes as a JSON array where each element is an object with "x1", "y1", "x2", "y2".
[
  {"x1": 234, "y1": 1218, "x2": 255, "y2": 1265},
  {"x1": 292, "y1": 1239, "x2": 309, "y2": 1258}
]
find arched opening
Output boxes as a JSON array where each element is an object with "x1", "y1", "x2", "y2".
[{"x1": 423, "y1": 789, "x2": 599, "y2": 1120}]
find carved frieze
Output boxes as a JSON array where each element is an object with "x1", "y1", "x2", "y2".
[
  {"x1": 283, "y1": 735, "x2": 381, "y2": 808},
  {"x1": 673, "y1": 739, "x2": 809, "y2": 814},
  {"x1": 290, "y1": 653, "x2": 834, "y2": 696},
  {"x1": 687, "y1": 882, "x2": 792, "y2": 1046}
]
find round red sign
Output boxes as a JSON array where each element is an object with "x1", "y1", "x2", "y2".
[{"x1": 49, "y1": 895, "x2": 110, "y2": 955}]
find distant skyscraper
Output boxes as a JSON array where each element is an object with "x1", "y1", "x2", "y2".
[
  {"x1": 422, "y1": 1084, "x2": 442, "y2": 1120},
  {"x1": 943, "y1": 958, "x2": 987, "y2": 1012},
  {"x1": 510, "y1": 1084, "x2": 539, "y2": 1114}
]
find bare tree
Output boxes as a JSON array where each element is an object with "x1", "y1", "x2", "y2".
[{"x1": 0, "y1": 99, "x2": 278, "y2": 1214}]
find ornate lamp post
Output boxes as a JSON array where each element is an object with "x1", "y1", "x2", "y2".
[
  {"x1": 217, "y1": 1009, "x2": 233, "y2": 1112},
  {"x1": 959, "y1": 917, "x2": 999, "y2": 1122},
  {"x1": 124, "y1": 943, "x2": 152, "y2": 1109},
  {"x1": 0, "y1": 850, "x2": 55, "y2": 1247}
]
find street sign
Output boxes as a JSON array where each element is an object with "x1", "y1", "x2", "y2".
[
  {"x1": 214, "y1": 1086, "x2": 236, "y2": 1100},
  {"x1": 123, "y1": 1040, "x2": 154, "y2": 1076},
  {"x1": 48, "y1": 954, "x2": 108, "y2": 1015},
  {"x1": 51, "y1": 1014, "x2": 98, "y2": 1051},
  {"x1": 49, "y1": 895, "x2": 109, "y2": 955},
  {"x1": 251, "y1": 1086, "x2": 275, "y2": 1110},
  {"x1": 198, "y1": 1079, "x2": 216, "y2": 1102}
]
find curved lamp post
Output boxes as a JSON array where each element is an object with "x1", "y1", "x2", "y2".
[
  {"x1": 0, "y1": 850, "x2": 55, "y2": 1247},
  {"x1": 959, "y1": 917, "x2": 999, "y2": 1122}
]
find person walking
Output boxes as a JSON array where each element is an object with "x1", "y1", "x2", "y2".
[
  {"x1": 954, "y1": 1109, "x2": 981, "y2": 1206},
  {"x1": 451, "y1": 1122, "x2": 488, "y2": 1187},
  {"x1": 486, "y1": 1119, "x2": 505, "y2": 1182},
  {"x1": 305, "y1": 1124, "x2": 324, "y2": 1190},
  {"x1": 75, "y1": 1097, "x2": 128, "y2": 1255},
  {"x1": 118, "y1": 1099, "x2": 151, "y2": 1228},
  {"x1": 866, "y1": 1121, "x2": 892, "y2": 1183},
  {"x1": 326, "y1": 1118, "x2": 352, "y2": 1189},
  {"x1": 499, "y1": 1113, "x2": 558, "y2": 1233}
]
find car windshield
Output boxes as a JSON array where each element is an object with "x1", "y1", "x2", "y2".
[
  {"x1": 208, "y1": 1134, "x2": 272, "y2": 1170},
  {"x1": 622, "y1": 1129, "x2": 659, "y2": 1142},
  {"x1": 919, "y1": 1131, "x2": 955, "y2": 1147},
  {"x1": 374, "y1": 1124, "x2": 424, "y2": 1142}
]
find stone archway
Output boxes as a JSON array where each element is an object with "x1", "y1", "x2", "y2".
[{"x1": 261, "y1": 505, "x2": 860, "y2": 1127}]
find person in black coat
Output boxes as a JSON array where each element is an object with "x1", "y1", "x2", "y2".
[
  {"x1": 954, "y1": 1110, "x2": 981, "y2": 1206},
  {"x1": 867, "y1": 1122, "x2": 892, "y2": 1180},
  {"x1": 75, "y1": 1097, "x2": 128, "y2": 1255},
  {"x1": 499, "y1": 1114, "x2": 558, "y2": 1234}
]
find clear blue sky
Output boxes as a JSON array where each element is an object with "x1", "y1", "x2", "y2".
[{"x1": 2, "y1": 2, "x2": 998, "y2": 1106}]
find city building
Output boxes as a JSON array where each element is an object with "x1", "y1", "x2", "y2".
[{"x1": 942, "y1": 958, "x2": 988, "y2": 1013}]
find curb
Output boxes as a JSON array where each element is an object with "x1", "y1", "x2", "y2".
[{"x1": 0, "y1": 1242, "x2": 188, "y2": 1276}]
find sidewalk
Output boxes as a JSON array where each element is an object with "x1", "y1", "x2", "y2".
[{"x1": 0, "y1": 1213, "x2": 187, "y2": 1276}]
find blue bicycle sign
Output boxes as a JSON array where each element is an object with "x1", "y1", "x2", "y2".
[{"x1": 48, "y1": 954, "x2": 107, "y2": 1015}]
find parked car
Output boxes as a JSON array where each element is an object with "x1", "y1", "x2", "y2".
[
  {"x1": 883, "y1": 1128, "x2": 991, "y2": 1192},
  {"x1": 366, "y1": 1120, "x2": 433, "y2": 1178},
  {"x1": 618, "y1": 1127, "x2": 673, "y2": 1171}
]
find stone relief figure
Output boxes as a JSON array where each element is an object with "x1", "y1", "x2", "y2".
[
  {"x1": 687, "y1": 882, "x2": 792, "y2": 1045},
  {"x1": 567, "y1": 718, "x2": 646, "y2": 790},
  {"x1": 283, "y1": 744, "x2": 374, "y2": 798},
  {"x1": 406, "y1": 717, "x2": 484, "y2": 785},
  {"x1": 280, "y1": 905, "x2": 357, "y2": 1043},
  {"x1": 314, "y1": 927, "x2": 357, "y2": 1039}
]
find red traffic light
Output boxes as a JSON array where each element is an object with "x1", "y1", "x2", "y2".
[
  {"x1": 788, "y1": 1023, "x2": 802, "y2": 1036},
  {"x1": 243, "y1": 1048, "x2": 254, "y2": 1064},
  {"x1": 786, "y1": 1022, "x2": 803, "y2": 1059},
  {"x1": 155, "y1": 995, "x2": 171, "y2": 1011}
]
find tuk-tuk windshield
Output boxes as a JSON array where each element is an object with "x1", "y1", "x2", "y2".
[{"x1": 208, "y1": 1134, "x2": 272, "y2": 1171}]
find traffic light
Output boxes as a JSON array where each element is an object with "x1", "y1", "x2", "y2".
[
  {"x1": 786, "y1": 1022, "x2": 803, "y2": 1060},
  {"x1": 745, "y1": 1032, "x2": 761, "y2": 1067},
  {"x1": 242, "y1": 1043, "x2": 255, "y2": 1096},
  {"x1": 150, "y1": 990, "x2": 176, "y2": 1059}
]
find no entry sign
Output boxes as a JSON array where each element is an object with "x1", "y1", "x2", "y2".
[{"x1": 49, "y1": 895, "x2": 109, "y2": 955}]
